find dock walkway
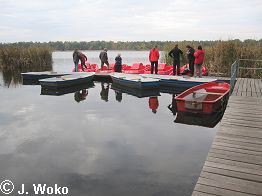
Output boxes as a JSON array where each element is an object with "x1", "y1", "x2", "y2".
[{"x1": 192, "y1": 78, "x2": 262, "y2": 196}]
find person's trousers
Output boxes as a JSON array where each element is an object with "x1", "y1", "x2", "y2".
[
  {"x1": 101, "y1": 61, "x2": 109, "y2": 70},
  {"x1": 194, "y1": 64, "x2": 202, "y2": 77},
  {"x1": 151, "y1": 61, "x2": 158, "y2": 74},
  {"x1": 74, "y1": 62, "x2": 78, "y2": 72},
  {"x1": 188, "y1": 59, "x2": 194, "y2": 76},
  {"x1": 173, "y1": 59, "x2": 180, "y2": 75}
]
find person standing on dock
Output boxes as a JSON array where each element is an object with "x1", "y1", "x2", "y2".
[
  {"x1": 149, "y1": 46, "x2": 160, "y2": 74},
  {"x1": 194, "y1": 45, "x2": 205, "y2": 78},
  {"x1": 168, "y1": 44, "x2": 183, "y2": 75},
  {"x1": 99, "y1": 48, "x2": 109, "y2": 70},
  {"x1": 73, "y1": 49, "x2": 80, "y2": 72},
  {"x1": 114, "y1": 53, "x2": 122, "y2": 73},
  {"x1": 186, "y1": 45, "x2": 195, "y2": 76},
  {"x1": 79, "y1": 52, "x2": 88, "y2": 71}
]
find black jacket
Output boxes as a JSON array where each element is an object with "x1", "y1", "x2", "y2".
[
  {"x1": 187, "y1": 47, "x2": 195, "y2": 61},
  {"x1": 168, "y1": 47, "x2": 183, "y2": 60}
]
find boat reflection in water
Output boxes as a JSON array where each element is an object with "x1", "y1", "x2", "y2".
[
  {"x1": 111, "y1": 83, "x2": 160, "y2": 98},
  {"x1": 41, "y1": 82, "x2": 94, "y2": 96},
  {"x1": 174, "y1": 108, "x2": 226, "y2": 128}
]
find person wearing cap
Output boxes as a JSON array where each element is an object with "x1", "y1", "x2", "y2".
[
  {"x1": 168, "y1": 44, "x2": 183, "y2": 75},
  {"x1": 99, "y1": 48, "x2": 109, "y2": 70},
  {"x1": 186, "y1": 45, "x2": 195, "y2": 76},
  {"x1": 149, "y1": 46, "x2": 160, "y2": 74}
]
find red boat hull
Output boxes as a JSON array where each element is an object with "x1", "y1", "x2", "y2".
[{"x1": 175, "y1": 82, "x2": 230, "y2": 114}]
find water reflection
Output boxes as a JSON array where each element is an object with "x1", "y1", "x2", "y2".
[
  {"x1": 148, "y1": 97, "x2": 159, "y2": 114},
  {"x1": 100, "y1": 83, "x2": 110, "y2": 102},
  {"x1": 167, "y1": 94, "x2": 178, "y2": 116},
  {"x1": 41, "y1": 83, "x2": 94, "y2": 96},
  {"x1": 74, "y1": 89, "x2": 88, "y2": 103},
  {"x1": 0, "y1": 66, "x2": 52, "y2": 87},
  {"x1": 175, "y1": 110, "x2": 226, "y2": 128},
  {"x1": 114, "y1": 90, "x2": 122, "y2": 102}
]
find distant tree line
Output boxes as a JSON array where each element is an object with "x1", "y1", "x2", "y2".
[{"x1": 1, "y1": 39, "x2": 261, "y2": 51}]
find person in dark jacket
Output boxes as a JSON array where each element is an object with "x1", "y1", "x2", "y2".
[
  {"x1": 194, "y1": 45, "x2": 205, "y2": 78},
  {"x1": 186, "y1": 45, "x2": 195, "y2": 76},
  {"x1": 168, "y1": 44, "x2": 183, "y2": 75},
  {"x1": 99, "y1": 48, "x2": 109, "y2": 70},
  {"x1": 149, "y1": 46, "x2": 160, "y2": 74},
  {"x1": 114, "y1": 53, "x2": 122, "y2": 73},
  {"x1": 73, "y1": 49, "x2": 79, "y2": 72},
  {"x1": 79, "y1": 52, "x2": 88, "y2": 71}
]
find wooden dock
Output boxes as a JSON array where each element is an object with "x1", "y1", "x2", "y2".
[{"x1": 192, "y1": 78, "x2": 262, "y2": 196}]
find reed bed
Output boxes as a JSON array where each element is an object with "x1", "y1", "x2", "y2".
[{"x1": 0, "y1": 47, "x2": 53, "y2": 71}]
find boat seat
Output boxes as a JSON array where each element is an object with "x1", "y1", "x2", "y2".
[{"x1": 193, "y1": 91, "x2": 223, "y2": 95}]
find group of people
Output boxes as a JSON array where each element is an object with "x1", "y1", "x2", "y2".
[
  {"x1": 73, "y1": 48, "x2": 122, "y2": 73},
  {"x1": 149, "y1": 44, "x2": 205, "y2": 77},
  {"x1": 73, "y1": 44, "x2": 204, "y2": 77}
]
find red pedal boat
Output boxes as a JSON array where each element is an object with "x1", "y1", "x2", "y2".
[
  {"x1": 122, "y1": 63, "x2": 145, "y2": 74},
  {"x1": 144, "y1": 63, "x2": 173, "y2": 75},
  {"x1": 175, "y1": 82, "x2": 230, "y2": 114}
]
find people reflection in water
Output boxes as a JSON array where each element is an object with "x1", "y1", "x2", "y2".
[
  {"x1": 149, "y1": 96, "x2": 159, "y2": 114},
  {"x1": 100, "y1": 83, "x2": 109, "y2": 102},
  {"x1": 115, "y1": 90, "x2": 122, "y2": 102},
  {"x1": 168, "y1": 94, "x2": 178, "y2": 116},
  {"x1": 74, "y1": 89, "x2": 88, "y2": 103}
]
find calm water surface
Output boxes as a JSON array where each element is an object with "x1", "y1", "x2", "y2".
[{"x1": 0, "y1": 51, "x2": 219, "y2": 196}]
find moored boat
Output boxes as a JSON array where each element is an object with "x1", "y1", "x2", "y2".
[
  {"x1": 39, "y1": 72, "x2": 95, "y2": 89},
  {"x1": 141, "y1": 74, "x2": 217, "y2": 88},
  {"x1": 21, "y1": 71, "x2": 70, "y2": 80},
  {"x1": 175, "y1": 82, "x2": 230, "y2": 114},
  {"x1": 111, "y1": 73, "x2": 160, "y2": 89}
]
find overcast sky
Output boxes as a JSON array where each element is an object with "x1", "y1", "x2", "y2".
[{"x1": 0, "y1": 0, "x2": 261, "y2": 43}]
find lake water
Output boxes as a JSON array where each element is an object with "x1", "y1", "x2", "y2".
[{"x1": 0, "y1": 51, "x2": 219, "y2": 196}]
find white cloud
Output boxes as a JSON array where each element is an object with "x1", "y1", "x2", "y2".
[{"x1": 0, "y1": 0, "x2": 261, "y2": 42}]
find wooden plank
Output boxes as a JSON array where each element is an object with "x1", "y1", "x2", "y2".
[
  {"x1": 206, "y1": 157, "x2": 262, "y2": 170},
  {"x1": 211, "y1": 144, "x2": 262, "y2": 156},
  {"x1": 194, "y1": 183, "x2": 251, "y2": 196},
  {"x1": 192, "y1": 190, "x2": 216, "y2": 196},
  {"x1": 222, "y1": 114, "x2": 262, "y2": 123},
  {"x1": 214, "y1": 139, "x2": 262, "y2": 152},
  {"x1": 215, "y1": 134, "x2": 262, "y2": 145},
  {"x1": 205, "y1": 161, "x2": 262, "y2": 176},
  {"x1": 198, "y1": 176, "x2": 262, "y2": 195},
  {"x1": 221, "y1": 118, "x2": 262, "y2": 127},
  {"x1": 208, "y1": 151, "x2": 262, "y2": 165},
  {"x1": 203, "y1": 166, "x2": 262, "y2": 183},
  {"x1": 218, "y1": 129, "x2": 262, "y2": 139}
]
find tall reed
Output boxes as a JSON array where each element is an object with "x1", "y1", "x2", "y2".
[{"x1": 0, "y1": 47, "x2": 53, "y2": 71}]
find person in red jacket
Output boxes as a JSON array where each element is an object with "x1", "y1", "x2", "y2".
[
  {"x1": 149, "y1": 96, "x2": 159, "y2": 114},
  {"x1": 79, "y1": 52, "x2": 88, "y2": 71},
  {"x1": 194, "y1": 45, "x2": 204, "y2": 77},
  {"x1": 149, "y1": 46, "x2": 160, "y2": 74}
]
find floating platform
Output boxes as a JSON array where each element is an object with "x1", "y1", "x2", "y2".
[
  {"x1": 21, "y1": 71, "x2": 70, "y2": 80},
  {"x1": 141, "y1": 74, "x2": 217, "y2": 88},
  {"x1": 39, "y1": 72, "x2": 95, "y2": 89},
  {"x1": 111, "y1": 73, "x2": 160, "y2": 90}
]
